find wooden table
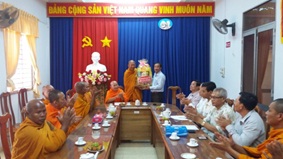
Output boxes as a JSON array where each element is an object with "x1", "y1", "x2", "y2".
[
  {"x1": 47, "y1": 103, "x2": 228, "y2": 159},
  {"x1": 151, "y1": 104, "x2": 228, "y2": 159}
]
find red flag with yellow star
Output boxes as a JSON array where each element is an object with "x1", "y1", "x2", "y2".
[{"x1": 72, "y1": 18, "x2": 118, "y2": 88}]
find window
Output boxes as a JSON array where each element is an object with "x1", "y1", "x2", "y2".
[{"x1": 9, "y1": 35, "x2": 34, "y2": 91}]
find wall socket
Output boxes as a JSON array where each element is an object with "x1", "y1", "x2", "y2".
[{"x1": 220, "y1": 67, "x2": 225, "y2": 78}]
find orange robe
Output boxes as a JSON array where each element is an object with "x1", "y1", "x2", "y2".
[
  {"x1": 238, "y1": 128, "x2": 283, "y2": 159},
  {"x1": 12, "y1": 118, "x2": 66, "y2": 159},
  {"x1": 46, "y1": 103, "x2": 62, "y2": 129},
  {"x1": 105, "y1": 88, "x2": 128, "y2": 103},
  {"x1": 123, "y1": 69, "x2": 142, "y2": 102},
  {"x1": 41, "y1": 98, "x2": 50, "y2": 105},
  {"x1": 68, "y1": 92, "x2": 92, "y2": 132}
]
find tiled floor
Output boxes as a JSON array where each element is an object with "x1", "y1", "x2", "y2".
[{"x1": 115, "y1": 142, "x2": 158, "y2": 159}]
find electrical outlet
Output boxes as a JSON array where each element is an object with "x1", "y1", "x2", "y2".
[{"x1": 220, "y1": 68, "x2": 225, "y2": 78}]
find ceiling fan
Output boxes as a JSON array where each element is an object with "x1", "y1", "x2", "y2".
[
  {"x1": 212, "y1": 18, "x2": 236, "y2": 36},
  {"x1": 0, "y1": 6, "x2": 19, "y2": 28}
]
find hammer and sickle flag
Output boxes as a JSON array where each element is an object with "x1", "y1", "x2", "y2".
[{"x1": 82, "y1": 36, "x2": 93, "y2": 48}]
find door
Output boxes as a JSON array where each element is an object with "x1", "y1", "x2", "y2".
[{"x1": 242, "y1": 22, "x2": 275, "y2": 105}]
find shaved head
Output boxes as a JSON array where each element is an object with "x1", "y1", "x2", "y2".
[
  {"x1": 75, "y1": 82, "x2": 89, "y2": 94},
  {"x1": 26, "y1": 99, "x2": 46, "y2": 125},
  {"x1": 128, "y1": 60, "x2": 136, "y2": 71},
  {"x1": 42, "y1": 85, "x2": 54, "y2": 99}
]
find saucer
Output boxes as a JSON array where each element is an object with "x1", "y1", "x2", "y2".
[
  {"x1": 92, "y1": 126, "x2": 101, "y2": 130},
  {"x1": 102, "y1": 124, "x2": 110, "y2": 127},
  {"x1": 181, "y1": 153, "x2": 196, "y2": 159},
  {"x1": 75, "y1": 140, "x2": 86, "y2": 146},
  {"x1": 169, "y1": 136, "x2": 180, "y2": 140},
  {"x1": 187, "y1": 142, "x2": 199, "y2": 147},
  {"x1": 142, "y1": 103, "x2": 148, "y2": 106},
  {"x1": 106, "y1": 116, "x2": 113, "y2": 119}
]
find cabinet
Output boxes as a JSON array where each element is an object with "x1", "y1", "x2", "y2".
[{"x1": 120, "y1": 108, "x2": 152, "y2": 141}]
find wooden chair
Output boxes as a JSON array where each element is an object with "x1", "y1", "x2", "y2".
[
  {"x1": 166, "y1": 86, "x2": 182, "y2": 106},
  {"x1": 256, "y1": 103, "x2": 270, "y2": 138},
  {"x1": 0, "y1": 113, "x2": 14, "y2": 159},
  {"x1": 66, "y1": 89, "x2": 75, "y2": 98},
  {"x1": 0, "y1": 92, "x2": 16, "y2": 126},
  {"x1": 18, "y1": 88, "x2": 28, "y2": 121}
]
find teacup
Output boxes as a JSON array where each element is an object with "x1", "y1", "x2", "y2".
[
  {"x1": 160, "y1": 103, "x2": 165, "y2": 107},
  {"x1": 135, "y1": 99, "x2": 140, "y2": 105},
  {"x1": 165, "y1": 108, "x2": 171, "y2": 112},
  {"x1": 103, "y1": 120, "x2": 109, "y2": 125},
  {"x1": 94, "y1": 123, "x2": 99, "y2": 128},
  {"x1": 77, "y1": 137, "x2": 84, "y2": 144},
  {"x1": 107, "y1": 112, "x2": 112, "y2": 118},
  {"x1": 171, "y1": 132, "x2": 178, "y2": 138},
  {"x1": 162, "y1": 111, "x2": 171, "y2": 119},
  {"x1": 189, "y1": 138, "x2": 198, "y2": 145},
  {"x1": 164, "y1": 120, "x2": 170, "y2": 125}
]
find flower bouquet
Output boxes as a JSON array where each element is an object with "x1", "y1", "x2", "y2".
[{"x1": 78, "y1": 70, "x2": 111, "y2": 86}]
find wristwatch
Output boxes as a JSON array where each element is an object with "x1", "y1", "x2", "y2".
[{"x1": 201, "y1": 120, "x2": 206, "y2": 126}]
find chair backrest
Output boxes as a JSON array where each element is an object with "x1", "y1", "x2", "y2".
[
  {"x1": 0, "y1": 92, "x2": 16, "y2": 126},
  {"x1": 167, "y1": 86, "x2": 182, "y2": 105},
  {"x1": 256, "y1": 103, "x2": 270, "y2": 138},
  {"x1": 0, "y1": 113, "x2": 14, "y2": 159},
  {"x1": 18, "y1": 88, "x2": 28, "y2": 121}
]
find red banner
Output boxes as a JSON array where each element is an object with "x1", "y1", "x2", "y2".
[{"x1": 47, "y1": 2, "x2": 214, "y2": 17}]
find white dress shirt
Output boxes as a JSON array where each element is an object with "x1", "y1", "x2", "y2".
[
  {"x1": 225, "y1": 110, "x2": 266, "y2": 147},
  {"x1": 150, "y1": 71, "x2": 166, "y2": 92}
]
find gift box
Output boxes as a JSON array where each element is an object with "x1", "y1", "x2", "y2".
[
  {"x1": 92, "y1": 114, "x2": 103, "y2": 123},
  {"x1": 165, "y1": 125, "x2": 188, "y2": 137}
]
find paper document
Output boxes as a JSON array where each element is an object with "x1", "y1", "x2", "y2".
[{"x1": 171, "y1": 115, "x2": 188, "y2": 121}]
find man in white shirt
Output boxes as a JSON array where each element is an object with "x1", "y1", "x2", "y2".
[
  {"x1": 148, "y1": 63, "x2": 166, "y2": 103},
  {"x1": 187, "y1": 87, "x2": 235, "y2": 140},
  {"x1": 176, "y1": 80, "x2": 201, "y2": 108},
  {"x1": 216, "y1": 92, "x2": 266, "y2": 147}
]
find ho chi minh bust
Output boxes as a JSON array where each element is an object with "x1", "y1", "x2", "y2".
[{"x1": 86, "y1": 52, "x2": 107, "y2": 72}]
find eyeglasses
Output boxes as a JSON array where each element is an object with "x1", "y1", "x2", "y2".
[{"x1": 211, "y1": 96, "x2": 223, "y2": 99}]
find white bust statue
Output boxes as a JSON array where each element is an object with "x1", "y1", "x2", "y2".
[{"x1": 86, "y1": 52, "x2": 107, "y2": 72}]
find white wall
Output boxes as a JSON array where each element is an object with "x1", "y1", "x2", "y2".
[
  {"x1": 211, "y1": 0, "x2": 283, "y2": 100},
  {"x1": 0, "y1": 0, "x2": 50, "y2": 123}
]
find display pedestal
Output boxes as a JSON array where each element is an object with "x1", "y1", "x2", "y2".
[{"x1": 91, "y1": 83, "x2": 108, "y2": 105}]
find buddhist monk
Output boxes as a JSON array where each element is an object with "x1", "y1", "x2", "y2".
[
  {"x1": 105, "y1": 81, "x2": 128, "y2": 104},
  {"x1": 123, "y1": 60, "x2": 142, "y2": 102},
  {"x1": 68, "y1": 82, "x2": 100, "y2": 132},
  {"x1": 12, "y1": 99, "x2": 76, "y2": 158},
  {"x1": 42, "y1": 84, "x2": 55, "y2": 105}
]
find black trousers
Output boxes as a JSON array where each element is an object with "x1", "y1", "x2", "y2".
[{"x1": 151, "y1": 92, "x2": 163, "y2": 103}]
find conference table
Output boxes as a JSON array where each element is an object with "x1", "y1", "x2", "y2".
[{"x1": 47, "y1": 103, "x2": 228, "y2": 159}]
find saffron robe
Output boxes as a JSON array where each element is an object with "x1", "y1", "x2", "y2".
[
  {"x1": 239, "y1": 128, "x2": 283, "y2": 159},
  {"x1": 123, "y1": 69, "x2": 142, "y2": 102},
  {"x1": 11, "y1": 118, "x2": 66, "y2": 159},
  {"x1": 42, "y1": 98, "x2": 50, "y2": 105},
  {"x1": 46, "y1": 103, "x2": 62, "y2": 129},
  {"x1": 68, "y1": 92, "x2": 92, "y2": 132},
  {"x1": 105, "y1": 88, "x2": 128, "y2": 103}
]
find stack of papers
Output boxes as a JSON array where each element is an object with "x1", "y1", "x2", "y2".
[{"x1": 170, "y1": 115, "x2": 188, "y2": 121}]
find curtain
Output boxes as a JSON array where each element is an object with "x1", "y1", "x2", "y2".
[
  {"x1": 2, "y1": 3, "x2": 39, "y2": 97},
  {"x1": 72, "y1": 18, "x2": 119, "y2": 88},
  {"x1": 3, "y1": 29, "x2": 21, "y2": 90},
  {"x1": 26, "y1": 35, "x2": 41, "y2": 98},
  {"x1": 117, "y1": 17, "x2": 210, "y2": 103},
  {"x1": 50, "y1": 18, "x2": 74, "y2": 94}
]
